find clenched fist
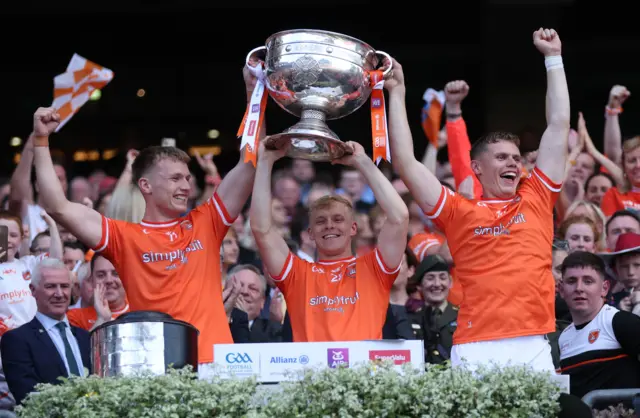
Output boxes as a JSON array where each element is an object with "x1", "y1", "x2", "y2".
[
  {"x1": 382, "y1": 57, "x2": 405, "y2": 91},
  {"x1": 33, "y1": 107, "x2": 60, "y2": 137},
  {"x1": 609, "y1": 85, "x2": 630, "y2": 108},
  {"x1": 533, "y1": 28, "x2": 562, "y2": 56},
  {"x1": 444, "y1": 80, "x2": 469, "y2": 105}
]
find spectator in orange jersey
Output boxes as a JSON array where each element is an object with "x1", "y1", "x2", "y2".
[
  {"x1": 250, "y1": 141, "x2": 409, "y2": 342},
  {"x1": 67, "y1": 254, "x2": 129, "y2": 331},
  {"x1": 386, "y1": 28, "x2": 569, "y2": 372},
  {"x1": 29, "y1": 63, "x2": 261, "y2": 378}
]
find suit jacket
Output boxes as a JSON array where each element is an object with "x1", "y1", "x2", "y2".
[
  {"x1": 249, "y1": 318, "x2": 283, "y2": 343},
  {"x1": 0, "y1": 317, "x2": 90, "y2": 405},
  {"x1": 230, "y1": 308, "x2": 250, "y2": 344}
]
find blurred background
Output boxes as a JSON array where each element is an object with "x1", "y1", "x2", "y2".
[{"x1": 1, "y1": 0, "x2": 638, "y2": 179}]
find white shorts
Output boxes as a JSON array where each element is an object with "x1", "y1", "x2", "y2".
[{"x1": 451, "y1": 335, "x2": 555, "y2": 373}]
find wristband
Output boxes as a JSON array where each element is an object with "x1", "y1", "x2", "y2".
[
  {"x1": 446, "y1": 112, "x2": 462, "y2": 119},
  {"x1": 205, "y1": 174, "x2": 222, "y2": 186},
  {"x1": 33, "y1": 136, "x2": 49, "y2": 147},
  {"x1": 544, "y1": 55, "x2": 563, "y2": 71},
  {"x1": 605, "y1": 106, "x2": 623, "y2": 117}
]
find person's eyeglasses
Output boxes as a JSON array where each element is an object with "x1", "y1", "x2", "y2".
[
  {"x1": 552, "y1": 239, "x2": 570, "y2": 251},
  {"x1": 30, "y1": 247, "x2": 49, "y2": 254}
]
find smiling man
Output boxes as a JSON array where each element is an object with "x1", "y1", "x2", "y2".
[
  {"x1": 557, "y1": 251, "x2": 640, "y2": 398},
  {"x1": 385, "y1": 28, "x2": 569, "y2": 371},
  {"x1": 28, "y1": 63, "x2": 260, "y2": 377},
  {"x1": 250, "y1": 141, "x2": 409, "y2": 342}
]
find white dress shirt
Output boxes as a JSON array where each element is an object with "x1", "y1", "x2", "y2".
[{"x1": 35, "y1": 312, "x2": 85, "y2": 377}]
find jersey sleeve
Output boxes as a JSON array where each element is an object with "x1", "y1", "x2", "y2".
[
  {"x1": 66, "y1": 308, "x2": 91, "y2": 331},
  {"x1": 519, "y1": 167, "x2": 563, "y2": 213},
  {"x1": 612, "y1": 310, "x2": 640, "y2": 358},
  {"x1": 423, "y1": 185, "x2": 465, "y2": 233},
  {"x1": 92, "y1": 216, "x2": 127, "y2": 266},
  {"x1": 600, "y1": 188, "x2": 619, "y2": 218},
  {"x1": 364, "y1": 248, "x2": 401, "y2": 290},
  {"x1": 193, "y1": 192, "x2": 237, "y2": 241},
  {"x1": 408, "y1": 233, "x2": 442, "y2": 261},
  {"x1": 269, "y1": 252, "x2": 305, "y2": 296},
  {"x1": 446, "y1": 118, "x2": 483, "y2": 198}
]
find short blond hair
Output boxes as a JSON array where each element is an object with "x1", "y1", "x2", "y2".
[{"x1": 309, "y1": 194, "x2": 353, "y2": 219}]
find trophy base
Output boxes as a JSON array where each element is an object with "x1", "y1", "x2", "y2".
[{"x1": 264, "y1": 110, "x2": 352, "y2": 161}]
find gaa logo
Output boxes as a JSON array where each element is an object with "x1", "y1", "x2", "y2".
[
  {"x1": 299, "y1": 355, "x2": 309, "y2": 365},
  {"x1": 374, "y1": 136, "x2": 385, "y2": 147},
  {"x1": 251, "y1": 104, "x2": 260, "y2": 113},
  {"x1": 372, "y1": 98, "x2": 381, "y2": 108},
  {"x1": 225, "y1": 353, "x2": 253, "y2": 364}
]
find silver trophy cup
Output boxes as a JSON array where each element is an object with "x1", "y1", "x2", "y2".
[{"x1": 246, "y1": 29, "x2": 392, "y2": 161}]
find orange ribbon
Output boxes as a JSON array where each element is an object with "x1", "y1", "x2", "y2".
[
  {"x1": 369, "y1": 70, "x2": 390, "y2": 164},
  {"x1": 237, "y1": 77, "x2": 268, "y2": 167}
]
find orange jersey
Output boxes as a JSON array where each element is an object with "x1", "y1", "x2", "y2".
[
  {"x1": 93, "y1": 193, "x2": 234, "y2": 363},
  {"x1": 408, "y1": 233, "x2": 463, "y2": 306},
  {"x1": 272, "y1": 249, "x2": 399, "y2": 342},
  {"x1": 425, "y1": 167, "x2": 560, "y2": 345},
  {"x1": 408, "y1": 232, "x2": 445, "y2": 261},
  {"x1": 67, "y1": 302, "x2": 130, "y2": 330},
  {"x1": 601, "y1": 187, "x2": 640, "y2": 217}
]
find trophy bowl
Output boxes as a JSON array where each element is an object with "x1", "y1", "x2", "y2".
[{"x1": 246, "y1": 29, "x2": 392, "y2": 161}]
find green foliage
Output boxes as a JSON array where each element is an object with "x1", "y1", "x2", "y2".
[{"x1": 17, "y1": 363, "x2": 564, "y2": 418}]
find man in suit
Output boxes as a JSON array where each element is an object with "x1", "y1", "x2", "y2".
[
  {"x1": 230, "y1": 264, "x2": 283, "y2": 343},
  {"x1": 1, "y1": 258, "x2": 90, "y2": 406}
]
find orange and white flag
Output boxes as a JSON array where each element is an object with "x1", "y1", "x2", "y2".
[
  {"x1": 421, "y1": 88, "x2": 445, "y2": 148},
  {"x1": 52, "y1": 54, "x2": 114, "y2": 132}
]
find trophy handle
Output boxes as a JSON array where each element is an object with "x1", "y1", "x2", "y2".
[
  {"x1": 246, "y1": 46, "x2": 267, "y2": 68},
  {"x1": 375, "y1": 50, "x2": 393, "y2": 78}
]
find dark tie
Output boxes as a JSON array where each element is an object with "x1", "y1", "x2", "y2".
[{"x1": 54, "y1": 322, "x2": 80, "y2": 376}]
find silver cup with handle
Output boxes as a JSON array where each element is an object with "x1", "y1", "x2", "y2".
[{"x1": 245, "y1": 29, "x2": 392, "y2": 161}]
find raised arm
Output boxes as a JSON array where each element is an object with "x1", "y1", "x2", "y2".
[
  {"x1": 444, "y1": 80, "x2": 482, "y2": 199},
  {"x1": 41, "y1": 211, "x2": 63, "y2": 260},
  {"x1": 532, "y1": 28, "x2": 571, "y2": 184},
  {"x1": 249, "y1": 142, "x2": 290, "y2": 277},
  {"x1": 8, "y1": 134, "x2": 35, "y2": 216},
  {"x1": 215, "y1": 65, "x2": 263, "y2": 219},
  {"x1": 334, "y1": 142, "x2": 409, "y2": 268},
  {"x1": 603, "y1": 85, "x2": 630, "y2": 166},
  {"x1": 579, "y1": 112, "x2": 625, "y2": 186},
  {"x1": 31, "y1": 108, "x2": 103, "y2": 249},
  {"x1": 385, "y1": 59, "x2": 444, "y2": 214}
]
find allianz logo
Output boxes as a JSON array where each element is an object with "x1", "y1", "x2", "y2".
[{"x1": 271, "y1": 355, "x2": 309, "y2": 365}]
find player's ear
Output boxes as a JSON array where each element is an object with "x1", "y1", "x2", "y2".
[
  {"x1": 350, "y1": 220, "x2": 358, "y2": 238},
  {"x1": 601, "y1": 278, "x2": 610, "y2": 298},
  {"x1": 471, "y1": 159, "x2": 482, "y2": 176},
  {"x1": 307, "y1": 227, "x2": 316, "y2": 242},
  {"x1": 138, "y1": 177, "x2": 152, "y2": 195}
]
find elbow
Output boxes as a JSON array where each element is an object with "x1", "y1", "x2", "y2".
[
  {"x1": 249, "y1": 220, "x2": 271, "y2": 238},
  {"x1": 548, "y1": 112, "x2": 571, "y2": 130},
  {"x1": 387, "y1": 206, "x2": 410, "y2": 226},
  {"x1": 42, "y1": 199, "x2": 68, "y2": 219},
  {"x1": 392, "y1": 155, "x2": 417, "y2": 176}
]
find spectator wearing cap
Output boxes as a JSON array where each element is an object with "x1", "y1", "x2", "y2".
[
  {"x1": 605, "y1": 209, "x2": 640, "y2": 252},
  {"x1": 601, "y1": 232, "x2": 640, "y2": 315},
  {"x1": 408, "y1": 255, "x2": 458, "y2": 364}
]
